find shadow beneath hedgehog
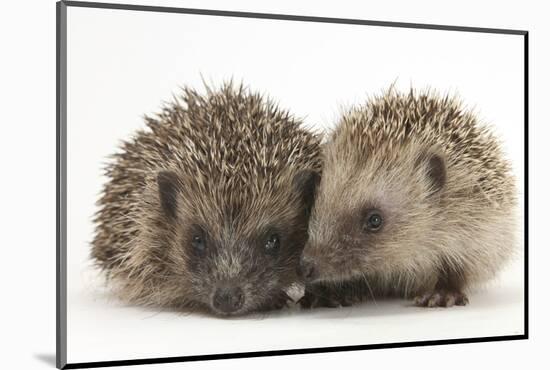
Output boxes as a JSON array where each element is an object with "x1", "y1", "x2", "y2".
[
  {"x1": 295, "y1": 298, "x2": 410, "y2": 320},
  {"x1": 295, "y1": 283, "x2": 523, "y2": 320},
  {"x1": 134, "y1": 301, "x2": 304, "y2": 321},
  {"x1": 464, "y1": 283, "x2": 524, "y2": 310}
]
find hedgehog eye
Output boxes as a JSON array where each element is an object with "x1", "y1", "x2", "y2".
[
  {"x1": 192, "y1": 235, "x2": 205, "y2": 251},
  {"x1": 264, "y1": 233, "x2": 280, "y2": 255},
  {"x1": 362, "y1": 209, "x2": 383, "y2": 233},
  {"x1": 190, "y1": 227, "x2": 207, "y2": 254}
]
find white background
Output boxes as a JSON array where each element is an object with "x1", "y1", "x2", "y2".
[
  {"x1": 64, "y1": 3, "x2": 526, "y2": 365},
  {"x1": 0, "y1": 0, "x2": 546, "y2": 369}
]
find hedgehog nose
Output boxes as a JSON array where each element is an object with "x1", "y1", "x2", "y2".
[
  {"x1": 213, "y1": 286, "x2": 244, "y2": 313},
  {"x1": 299, "y1": 257, "x2": 318, "y2": 282}
]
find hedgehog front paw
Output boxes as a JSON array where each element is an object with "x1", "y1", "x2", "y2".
[
  {"x1": 298, "y1": 292, "x2": 341, "y2": 309},
  {"x1": 413, "y1": 290, "x2": 469, "y2": 308},
  {"x1": 272, "y1": 290, "x2": 292, "y2": 310},
  {"x1": 258, "y1": 290, "x2": 292, "y2": 312},
  {"x1": 298, "y1": 285, "x2": 352, "y2": 309}
]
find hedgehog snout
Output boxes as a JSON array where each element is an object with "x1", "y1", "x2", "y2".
[
  {"x1": 212, "y1": 284, "x2": 245, "y2": 314},
  {"x1": 298, "y1": 255, "x2": 319, "y2": 283}
]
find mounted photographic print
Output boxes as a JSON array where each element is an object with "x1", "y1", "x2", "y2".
[{"x1": 56, "y1": 1, "x2": 528, "y2": 369}]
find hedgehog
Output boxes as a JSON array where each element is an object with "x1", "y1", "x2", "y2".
[
  {"x1": 92, "y1": 83, "x2": 322, "y2": 316},
  {"x1": 298, "y1": 88, "x2": 517, "y2": 308}
]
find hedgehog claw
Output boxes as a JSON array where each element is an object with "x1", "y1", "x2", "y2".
[{"x1": 414, "y1": 290, "x2": 469, "y2": 308}]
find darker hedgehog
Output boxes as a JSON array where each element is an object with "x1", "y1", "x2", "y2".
[{"x1": 92, "y1": 83, "x2": 322, "y2": 316}]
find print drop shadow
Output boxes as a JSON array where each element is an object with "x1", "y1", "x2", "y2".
[{"x1": 33, "y1": 353, "x2": 56, "y2": 367}]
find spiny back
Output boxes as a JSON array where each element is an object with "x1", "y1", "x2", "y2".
[
  {"x1": 121, "y1": 83, "x2": 320, "y2": 197},
  {"x1": 329, "y1": 89, "x2": 514, "y2": 205},
  {"x1": 93, "y1": 83, "x2": 322, "y2": 270}
]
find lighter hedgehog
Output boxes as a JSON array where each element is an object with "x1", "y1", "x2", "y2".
[
  {"x1": 299, "y1": 88, "x2": 517, "y2": 308},
  {"x1": 92, "y1": 83, "x2": 322, "y2": 316}
]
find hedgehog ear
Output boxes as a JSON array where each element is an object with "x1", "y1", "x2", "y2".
[
  {"x1": 292, "y1": 169, "x2": 321, "y2": 211},
  {"x1": 157, "y1": 171, "x2": 180, "y2": 219},
  {"x1": 420, "y1": 153, "x2": 446, "y2": 194}
]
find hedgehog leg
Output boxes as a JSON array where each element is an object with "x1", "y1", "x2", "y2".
[
  {"x1": 299, "y1": 283, "x2": 341, "y2": 309},
  {"x1": 299, "y1": 281, "x2": 362, "y2": 309},
  {"x1": 257, "y1": 290, "x2": 292, "y2": 312},
  {"x1": 413, "y1": 263, "x2": 469, "y2": 308}
]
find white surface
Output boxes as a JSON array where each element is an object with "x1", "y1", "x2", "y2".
[
  {"x1": 3, "y1": 0, "x2": 548, "y2": 369},
  {"x1": 65, "y1": 3, "x2": 526, "y2": 364},
  {"x1": 69, "y1": 262, "x2": 524, "y2": 363}
]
